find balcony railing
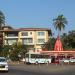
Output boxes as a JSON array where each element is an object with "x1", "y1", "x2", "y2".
[{"x1": 5, "y1": 36, "x2": 18, "y2": 39}]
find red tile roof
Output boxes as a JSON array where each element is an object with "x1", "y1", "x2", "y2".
[
  {"x1": 16, "y1": 28, "x2": 51, "y2": 31},
  {"x1": 0, "y1": 27, "x2": 52, "y2": 35}
]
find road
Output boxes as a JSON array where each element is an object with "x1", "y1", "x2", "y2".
[{"x1": 0, "y1": 63, "x2": 75, "y2": 75}]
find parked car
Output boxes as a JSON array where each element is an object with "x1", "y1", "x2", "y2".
[
  {"x1": 61, "y1": 58, "x2": 70, "y2": 64},
  {"x1": 0, "y1": 57, "x2": 8, "y2": 72},
  {"x1": 70, "y1": 57, "x2": 75, "y2": 63}
]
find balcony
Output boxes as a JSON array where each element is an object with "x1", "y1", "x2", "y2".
[
  {"x1": 20, "y1": 36, "x2": 33, "y2": 39},
  {"x1": 22, "y1": 38, "x2": 34, "y2": 45},
  {"x1": 23, "y1": 43, "x2": 34, "y2": 45},
  {"x1": 5, "y1": 36, "x2": 18, "y2": 39}
]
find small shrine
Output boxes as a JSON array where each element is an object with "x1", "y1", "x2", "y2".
[
  {"x1": 40, "y1": 36, "x2": 75, "y2": 60},
  {"x1": 54, "y1": 36, "x2": 63, "y2": 51}
]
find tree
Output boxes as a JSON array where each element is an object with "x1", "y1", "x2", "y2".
[
  {"x1": 0, "y1": 10, "x2": 5, "y2": 29},
  {"x1": 0, "y1": 11, "x2": 5, "y2": 48},
  {"x1": 67, "y1": 31, "x2": 75, "y2": 49},
  {"x1": 53, "y1": 14, "x2": 68, "y2": 36},
  {"x1": 42, "y1": 37, "x2": 56, "y2": 50},
  {"x1": 10, "y1": 42, "x2": 28, "y2": 61},
  {"x1": 61, "y1": 33, "x2": 69, "y2": 49},
  {"x1": 2, "y1": 45, "x2": 12, "y2": 57},
  {"x1": 0, "y1": 33, "x2": 3, "y2": 47},
  {"x1": 61, "y1": 30, "x2": 75, "y2": 50}
]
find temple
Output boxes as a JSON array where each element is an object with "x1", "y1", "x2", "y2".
[
  {"x1": 54, "y1": 36, "x2": 63, "y2": 51},
  {"x1": 40, "y1": 36, "x2": 75, "y2": 63}
]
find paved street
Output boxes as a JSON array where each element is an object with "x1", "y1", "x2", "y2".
[{"x1": 0, "y1": 63, "x2": 75, "y2": 75}]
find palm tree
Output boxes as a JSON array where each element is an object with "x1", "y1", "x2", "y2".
[
  {"x1": 0, "y1": 11, "x2": 5, "y2": 48},
  {"x1": 0, "y1": 10, "x2": 5, "y2": 29},
  {"x1": 53, "y1": 14, "x2": 68, "y2": 36}
]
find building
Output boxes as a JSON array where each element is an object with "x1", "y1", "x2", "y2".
[{"x1": 0, "y1": 26, "x2": 51, "y2": 52}]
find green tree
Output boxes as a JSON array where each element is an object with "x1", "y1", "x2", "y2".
[
  {"x1": 2, "y1": 45, "x2": 12, "y2": 57},
  {"x1": 10, "y1": 42, "x2": 21, "y2": 61},
  {"x1": 61, "y1": 33, "x2": 69, "y2": 49},
  {"x1": 42, "y1": 37, "x2": 56, "y2": 50},
  {"x1": 0, "y1": 10, "x2": 5, "y2": 29},
  {"x1": 0, "y1": 11, "x2": 5, "y2": 49},
  {"x1": 0, "y1": 45, "x2": 12, "y2": 58},
  {"x1": 10, "y1": 42, "x2": 28, "y2": 61},
  {"x1": 53, "y1": 14, "x2": 68, "y2": 36},
  {"x1": 67, "y1": 31, "x2": 75, "y2": 49},
  {"x1": 61, "y1": 31, "x2": 75, "y2": 50}
]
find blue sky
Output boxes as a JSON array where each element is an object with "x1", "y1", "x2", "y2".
[{"x1": 0, "y1": 0, "x2": 75, "y2": 36}]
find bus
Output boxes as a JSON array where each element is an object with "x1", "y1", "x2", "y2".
[{"x1": 25, "y1": 53, "x2": 51, "y2": 64}]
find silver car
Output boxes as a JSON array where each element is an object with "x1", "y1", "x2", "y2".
[{"x1": 0, "y1": 57, "x2": 8, "y2": 72}]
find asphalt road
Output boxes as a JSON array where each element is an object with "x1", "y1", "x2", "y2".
[{"x1": 0, "y1": 63, "x2": 75, "y2": 75}]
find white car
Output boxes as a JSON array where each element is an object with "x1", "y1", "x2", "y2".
[
  {"x1": 59, "y1": 58, "x2": 70, "y2": 64},
  {"x1": 70, "y1": 58, "x2": 75, "y2": 63},
  {"x1": 0, "y1": 57, "x2": 8, "y2": 72}
]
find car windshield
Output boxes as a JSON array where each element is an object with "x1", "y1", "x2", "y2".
[{"x1": 0, "y1": 58, "x2": 6, "y2": 62}]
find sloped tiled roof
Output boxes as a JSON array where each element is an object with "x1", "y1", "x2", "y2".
[
  {"x1": 0, "y1": 27, "x2": 52, "y2": 35},
  {"x1": 16, "y1": 28, "x2": 51, "y2": 31}
]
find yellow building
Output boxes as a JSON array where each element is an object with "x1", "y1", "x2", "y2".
[{"x1": 1, "y1": 26, "x2": 51, "y2": 52}]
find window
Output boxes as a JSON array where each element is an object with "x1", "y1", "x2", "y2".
[
  {"x1": 0, "y1": 58, "x2": 6, "y2": 62},
  {"x1": 30, "y1": 32, "x2": 32, "y2": 35},
  {"x1": 7, "y1": 33, "x2": 18, "y2": 37},
  {"x1": 38, "y1": 39, "x2": 45, "y2": 43},
  {"x1": 21, "y1": 32, "x2": 28, "y2": 36},
  {"x1": 23, "y1": 38, "x2": 33, "y2": 44},
  {"x1": 38, "y1": 32, "x2": 45, "y2": 36},
  {"x1": 7, "y1": 39, "x2": 17, "y2": 45},
  {"x1": 30, "y1": 54, "x2": 50, "y2": 58}
]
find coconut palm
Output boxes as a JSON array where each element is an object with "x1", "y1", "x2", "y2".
[
  {"x1": 0, "y1": 11, "x2": 5, "y2": 48},
  {"x1": 0, "y1": 10, "x2": 5, "y2": 29},
  {"x1": 53, "y1": 14, "x2": 68, "y2": 36}
]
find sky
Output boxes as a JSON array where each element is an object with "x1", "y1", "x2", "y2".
[{"x1": 0, "y1": 0, "x2": 75, "y2": 37}]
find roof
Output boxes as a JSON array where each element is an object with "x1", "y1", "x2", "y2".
[
  {"x1": 16, "y1": 28, "x2": 51, "y2": 31},
  {"x1": 2, "y1": 25, "x2": 13, "y2": 29},
  {"x1": 40, "y1": 51, "x2": 75, "y2": 55},
  {"x1": 0, "y1": 27, "x2": 52, "y2": 35}
]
